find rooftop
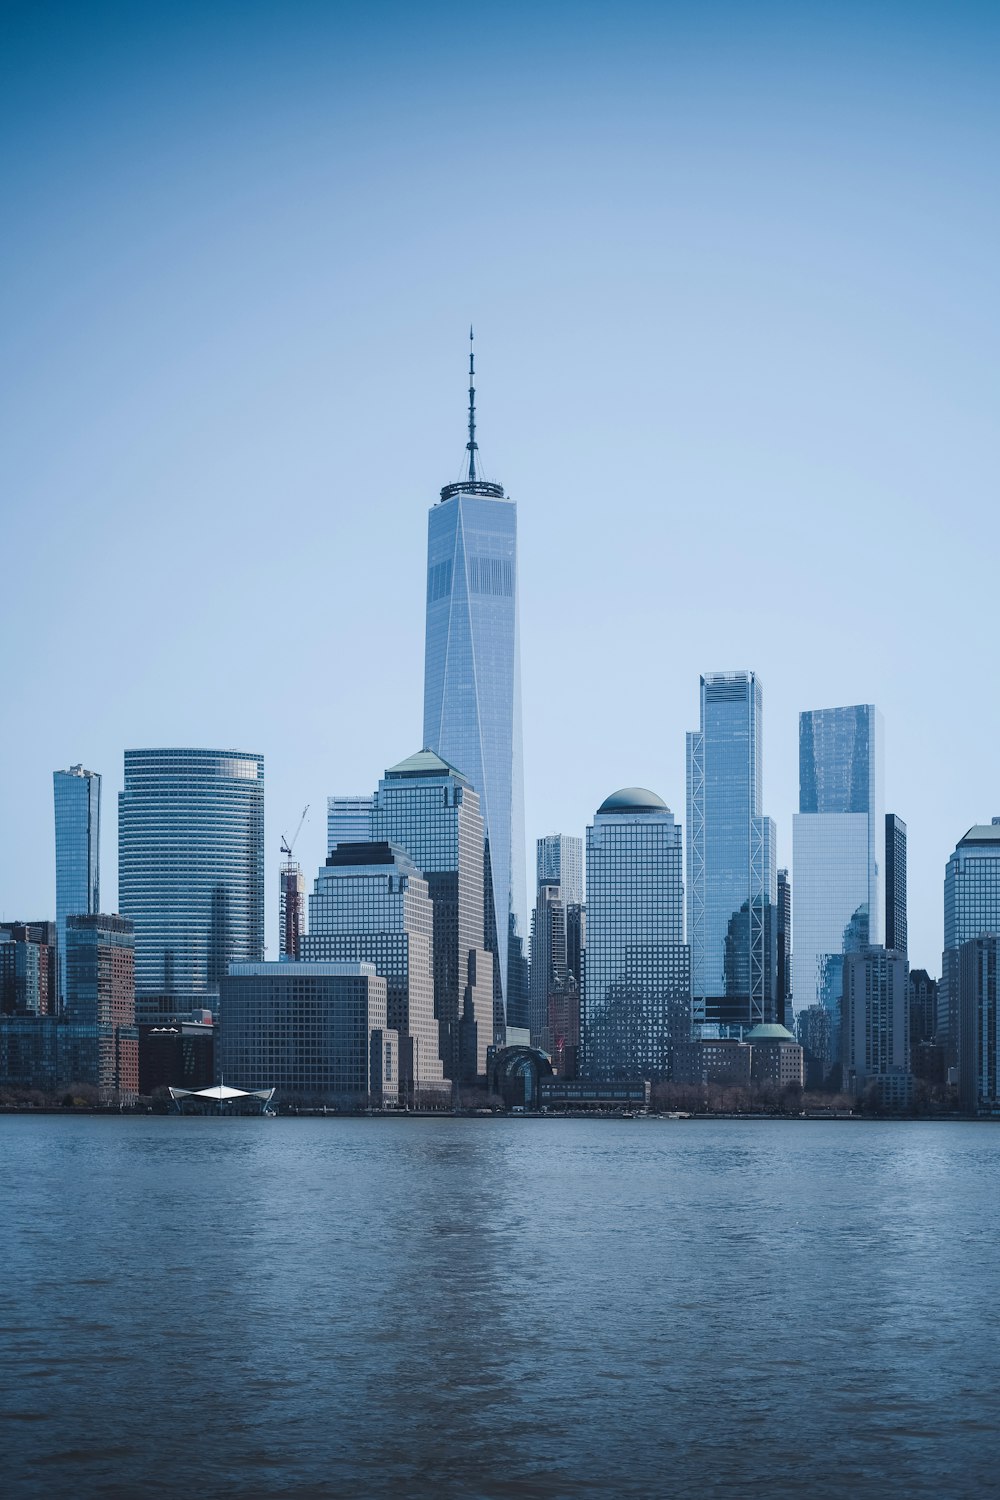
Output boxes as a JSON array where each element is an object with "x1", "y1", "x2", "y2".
[
  {"x1": 383, "y1": 748, "x2": 469, "y2": 782},
  {"x1": 596, "y1": 787, "x2": 669, "y2": 816},
  {"x1": 745, "y1": 1023, "x2": 797, "y2": 1043}
]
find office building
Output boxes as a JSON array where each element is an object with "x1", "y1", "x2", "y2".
[
  {"x1": 53, "y1": 764, "x2": 101, "y2": 1002},
  {"x1": 371, "y1": 750, "x2": 493, "y2": 1082},
  {"x1": 941, "y1": 821, "x2": 1000, "y2": 1069},
  {"x1": 536, "y1": 834, "x2": 584, "y2": 907},
  {"x1": 796, "y1": 1002, "x2": 834, "y2": 1087},
  {"x1": 958, "y1": 937, "x2": 1000, "y2": 1114},
  {"x1": 327, "y1": 795, "x2": 374, "y2": 854},
  {"x1": 885, "y1": 814, "x2": 908, "y2": 956},
  {"x1": 0, "y1": 922, "x2": 57, "y2": 1016},
  {"x1": 673, "y1": 1037, "x2": 752, "y2": 1088},
  {"x1": 301, "y1": 840, "x2": 450, "y2": 1096},
  {"x1": 686, "y1": 671, "x2": 777, "y2": 1030},
  {"x1": 746, "y1": 1022, "x2": 805, "y2": 1089},
  {"x1": 566, "y1": 901, "x2": 586, "y2": 988},
  {"x1": 792, "y1": 705, "x2": 884, "y2": 1050},
  {"x1": 139, "y1": 1015, "x2": 214, "y2": 1096},
  {"x1": 842, "y1": 947, "x2": 912, "y2": 1108},
  {"x1": 118, "y1": 749, "x2": 265, "y2": 1023},
  {"x1": 219, "y1": 961, "x2": 398, "y2": 1108},
  {"x1": 529, "y1": 881, "x2": 567, "y2": 1053},
  {"x1": 583, "y1": 788, "x2": 690, "y2": 1079},
  {"x1": 64, "y1": 914, "x2": 138, "y2": 1102},
  {"x1": 776, "y1": 868, "x2": 791, "y2": 1029},
  {"x1": 908, "y1": 968, "x2": 938, "y2": 1061},
  {"x1": 422, "y1": 334, "x2": 526, "y2": 1034}
]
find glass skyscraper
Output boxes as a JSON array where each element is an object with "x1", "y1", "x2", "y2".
[
  {"x1": 327, "y1": 795, "x2": 374, "y2": 855},
  {"x1": 301, "y1": 841, "x2": 449, "y2": 1096},
  {"x1": 371, "y1": 748, "x2": 494, "y2": 1083},
  {"x1": 885, "y1": 813, "x2": 908, "y2": 956},
  {"x1": 686, "y1": 671, "x2": 777, "y2": 1031},
  {"x1": 582, "y1": 788, "x2": 690, "y2": 1079},
  {"x1": 941, "y1": 820, "x2": 1000, "y2": 1068},
  {"x1": 118, "y1": 749, "x2": 265, "y2": 1023},
  {"x1": 53, "y1": 764, "x2": 101, "y2": 1003},
  {"x1": 792, "y1": 705, "x2": 883, "y2": 1048},
  {"x1": 422, "y1": 338, "x2": 526, "y2": 1036}
]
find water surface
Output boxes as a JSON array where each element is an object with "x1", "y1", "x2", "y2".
[{"x1": 2, "y1": 1116, "x2": 998, "y2": 1497}]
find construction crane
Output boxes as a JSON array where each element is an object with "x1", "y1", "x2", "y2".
[
  {"x1": 279, "y1": 805, "x2": 310, "y2": 959},
  {"x1": 280, "y1": 804, "x2": 310, "y2": 862}
]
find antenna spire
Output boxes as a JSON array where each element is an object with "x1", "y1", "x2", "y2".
[{"x1": 467, "y1": 325, "x2": 477, "y2": 481}]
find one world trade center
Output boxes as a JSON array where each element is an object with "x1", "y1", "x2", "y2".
[{"x1": 423, "y1": 333, "x2": 527, "y2": 1036}]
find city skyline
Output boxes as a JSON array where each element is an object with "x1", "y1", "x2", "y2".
[{"x1": 2, "y1": 2, "x2": 998, "y2": 978}]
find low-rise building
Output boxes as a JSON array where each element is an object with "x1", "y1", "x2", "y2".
[{"x1": 746, "y1": 1023, "x2": 804, "y2": 1088}]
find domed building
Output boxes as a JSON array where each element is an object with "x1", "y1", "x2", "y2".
[
  {"x1": 582, "y1": 788, "x2": 691, "y2": 1081},
  {"x1": 745, "y1": 1022, "x2": 804, "y2": 1088}
]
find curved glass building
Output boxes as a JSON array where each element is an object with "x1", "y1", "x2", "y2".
[
  {"x1": 583, "y1": 788, "x2": 690, "y2": 1079},
  {"x1": 118, "y1": 749, "x2": 264, "y2": 1023}
]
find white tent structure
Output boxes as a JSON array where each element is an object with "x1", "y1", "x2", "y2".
[{"x1": 169, "y1": 1084, "x2": 275, "y2": 1115}]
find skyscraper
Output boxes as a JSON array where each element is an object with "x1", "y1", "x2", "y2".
[
  {"x1": 422, "y1": 333, "x2": 526, "y2": 1037},
  {"x1": 371, "y1": 749, "x2": 493, "y2": 1084},
  {"x1": 792, "y1": 705, "x2": 884, "y2": 1050},
  {"x1": 64, "y1": 913, "x2": 138, "y2": 1102},
  {"x1": 279, "y1": 862, "x2": 307, "y2": 959},
  {"x1": 958, "y1": 936, "x2": 1000, "y2": 1115},
  {"x1": 118, "y1": 749, "x2": 265, "y2": 1023},
  {"x1": 529, "y1": 881, "x2": 567, "y2": 1052},
  {"x1": 327, "y1": 795, "x2": 374, "y2": 854},
  {"x1": 686, "y1": 671, "x2": 777, "y2": 1031},
  {"x1": 536, "y1": 834, "x2": 584, "y2": 907},
  {"x1": 885, "y1": 813, "x2": 908, "y2": 957},
  {"x1": 53, "y1": 764, "x2": 101, "y2": 1003},
  {"x1": 776, "y1": 868, "x2": 792, "y2": 1030},
  {"x1": 941, "y1": 820, "x2": 1000, "y2": 1069},
  {"x1": 842, "y1": 946, "x2": 912, "y2": 1109},
  {"x1": 301, "y1": 840, "x2": 449, "y2": 1096},
  {"x1": 583, "y1": 788, "x2": 690, "y2": 1079}
]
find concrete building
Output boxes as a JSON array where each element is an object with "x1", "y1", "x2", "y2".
[
  {"x1": 0, "y1": 922, "x2": 57, "y2": 1016},
  {"x1": 746, "y1": 1023, "x2": 804, "y2": 1089},
  {"x1": 842, "y1": 947, "x2": 912, "y2": 1108},
  {"x1": 885, "y1": 814, "x2": 908, "y2": 956},
  {"x1": 64, "y1": 914, "x2": 138, "y2": 1102},
  {"x1": 219, "y1": 961, "x2": 397, "y2": 1108},
  {"x1": 672, "y1": 1038, "x2": 752, "y2": 1087},
  {"x1": 958, "y1": 936, "x2": 1000, "y2": 1115}
]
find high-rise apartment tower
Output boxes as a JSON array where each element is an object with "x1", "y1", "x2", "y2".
[{"x1": 53, "y1": 764, "x2": 101, "y2": 1003}]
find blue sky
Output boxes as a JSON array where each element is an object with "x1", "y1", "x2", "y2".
[{"x1": 1, "y1": 0, "x2": 998, "y2": 972}]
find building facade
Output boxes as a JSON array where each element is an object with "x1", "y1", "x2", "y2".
[
  {"x1": 279, "y1": 862, "x2": 307, "y2": 959},
  {"x1": 536, "y1": 834, "x2": 584, "y2": 907},
  {"x1": 842, "y1": 946, "x2": 911, "y2": 1108},
  {"x1": 371, "y1": 750, "x2": 493, "y2": 1083},
  {"x1": 327, "y1": 795, "x2": 374, "y2": 854},
  {"x1": 885, "y1": 814, "x2": 908, "y2": 956},
  {"x1": 941, "y1": 822, "x2": 1000, "y2": 1070},
  {"x1": 792, "y1": 705, "x2": 884, "y2": 1051},
  {"x1": 422, "y1": 340, "x2": 526, "y2": 1034},
  {"x1": 53, "y1": 764, "x2": 101, "y2": 1002},
  {"x1": 746, "y1": 1023, "x2": 805, "y2": 1089},
  {"x1": 583, "y1": 788, "x2": 690, "y2": 1079},
  {"x1": 958, "y1": 936, "x2": 1000, "y2": 1115},
  {"x1": 0, "y1": 922, "x2": 58, "y2": 1016},
  {"x1": 220, "y1": 961, "x2": 397, "y2": 1108},
  {"x1": 118, "y1": 749, "x2": 265, "y2": 1024},
  {"x1": 776, "y1": 868, "x2": 792, "y2": 1030},
  {"x1": 301, "y1": 841, "x2": 449, "y2": 1097},
  {"x1": 64, "y1": 914, "x2": 138, "y2": 1101},
  {"x1": 686, "y1": 671, "x2": 777, "y2": 1030}
]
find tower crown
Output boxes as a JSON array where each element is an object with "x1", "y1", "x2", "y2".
[{"x1": 440, "y1": 328, "x2": 505, "y2": 502}]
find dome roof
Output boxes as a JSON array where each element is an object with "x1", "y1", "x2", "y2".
[
  {"x1": 597, "y1": 787, "x2": 669, "y2": 815},
  {"x1": 745, "y1": 1023, "x2": 797, "y2": 1042}
]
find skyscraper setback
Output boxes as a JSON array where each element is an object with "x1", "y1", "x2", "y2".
[
  {"x1": 686, "y1": 672, "x2": 777, "y2": 1031},
  {"x1": 422, "y1": 334, "x2": 526, "y2": 1036}
]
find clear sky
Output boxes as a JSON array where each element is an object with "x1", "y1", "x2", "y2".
[{"x1": 1, "y1": 0, "x2": 997, "y2": 975}]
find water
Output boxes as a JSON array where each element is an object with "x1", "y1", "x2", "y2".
[{"x1": 2, "y1": 1116, "x2": 999, "y2": 1498}]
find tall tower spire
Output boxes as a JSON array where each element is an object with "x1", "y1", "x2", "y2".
[{"x1": 467, "y1": 324, "x2": 477, "y2": 482}]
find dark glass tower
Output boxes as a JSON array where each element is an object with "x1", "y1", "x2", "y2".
[
  {"x1": 422, "y1": 334, "x2": 526, "y2": 1038},
  {"x1": 53, "y1": 764, "x2": 101, "y2": 1003},
  {"x1": 885, "y1": 813, "x2": 908, "y2": 956}
]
